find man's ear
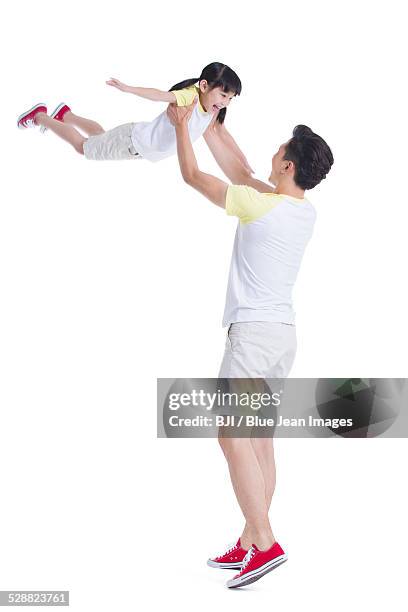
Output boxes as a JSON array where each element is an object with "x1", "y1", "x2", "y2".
[{"x1": 282, "y1": 160, "x2": 294, "y2": 174}]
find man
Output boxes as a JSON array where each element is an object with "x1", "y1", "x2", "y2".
[{"x1": 167, "y1": 99, "x2": 333, "y2": 589}]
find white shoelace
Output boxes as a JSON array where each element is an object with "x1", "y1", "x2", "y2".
[
  {"x1": 241, "y1": 546, "x2": 255, "y2": 570},
  {"x1": 215, "y1": 541, "x2": 237, "y2": 557},
  {"x1": 22, "y1": 118, "x2": 36, "y2": 128}
]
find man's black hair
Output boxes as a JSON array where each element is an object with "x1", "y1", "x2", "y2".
[{"x1": 284, "y1": 125, "x2": 334, "y2": 190}]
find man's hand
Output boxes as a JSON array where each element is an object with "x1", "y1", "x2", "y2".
[
  {"x1": 106, "y1": 78, "x2": 130, "y2": 93},
  {"x1": 167, "y1": 97, "x2": 197, "y2": 127}
]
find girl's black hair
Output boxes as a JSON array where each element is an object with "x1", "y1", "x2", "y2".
[{"x1": 169, "y1": 62, "x2": 241, "y2": 124}]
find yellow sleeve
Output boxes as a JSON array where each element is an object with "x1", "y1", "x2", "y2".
[
  {"x1": 226, "y1": 185, "x2": 282, "y2": 224},
  {"x1": 172, "y1": 85, "x2": 198, "y2": 107}
]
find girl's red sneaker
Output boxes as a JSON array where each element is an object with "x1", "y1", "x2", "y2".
[{"x1": 17, "y1": 104, "x2": 47, "y2": 129}]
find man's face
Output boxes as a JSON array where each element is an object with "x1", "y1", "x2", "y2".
[{"x1": 269, "y1": 141, "x2": 290, "y2": 184}]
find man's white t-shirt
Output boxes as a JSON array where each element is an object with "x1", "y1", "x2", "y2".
[
  {"x1": 222, "y1": 185, "x2": 317, "y2": 327},
  {"x1": 131, "y1": 85, "x2": 213, "y2": 162}
]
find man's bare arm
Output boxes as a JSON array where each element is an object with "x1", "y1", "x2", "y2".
[
  {"x1": 168, "y1": 101, "x2": 229, "y2": 207},
  {"x1": 217, "y1": 122, "x2": 254, "y2": 173},
  {"x1": 204, "y1": 122, "x2": 275, "y2": 193}
]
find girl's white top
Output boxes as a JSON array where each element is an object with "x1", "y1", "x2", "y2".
[{"x1": 130, "y1": 85, "x2": 214, "y2": 162}]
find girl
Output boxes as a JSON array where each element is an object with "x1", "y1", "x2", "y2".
[{"x1": 17, "y1": 62, "x2": 251, "y2": 168}]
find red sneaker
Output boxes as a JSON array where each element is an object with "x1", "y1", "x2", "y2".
[
  {"x1": 226, "y1": 542, "x2": 287, "y2": 588},
  {"x1": 207, "y1": 538, "x2": 248, "y2": 570},
  {"x1": 40, "y1": 103, "x2": 71, "y2": 133},
  {"x1": 17, "y1": 103, "x2": 47, "y2": 129}
]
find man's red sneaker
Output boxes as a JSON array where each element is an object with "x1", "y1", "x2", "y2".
[
  {"x1": 17, "y1": 103, "x2": 47, "y2": 129},
  {"x1": 40, "y1": 103, "x2": 71, "y2": 133},
  {"x1": 226, "y1": 542, "x2": 287, "y2": 588},
  {"x1": 207, "y1": 538, "x2": 248, "y2": 570}
]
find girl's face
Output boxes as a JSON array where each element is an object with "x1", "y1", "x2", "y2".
[{"x1": 198, "y1": 81, "x2": 236, "y2": 114}]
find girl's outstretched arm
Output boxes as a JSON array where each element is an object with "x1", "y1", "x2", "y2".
[{"x1": 106, "y1": 78, "x2": 177, "y2": 103}]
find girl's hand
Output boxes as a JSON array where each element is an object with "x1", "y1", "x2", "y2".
[
  {"x1": 106, "y1": 78, "x2": 129, "y2": 93},
  {"x1": 167, "y1": 97, "x2": 197, "y2": 127}
]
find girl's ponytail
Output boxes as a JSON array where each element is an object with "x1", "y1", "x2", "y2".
[
  {"x1": 169, "y1": 78, "x2": 200, "y2": 92},
  {"x1": 217, "y1": 108, "x2": 227, "y2": 124}
]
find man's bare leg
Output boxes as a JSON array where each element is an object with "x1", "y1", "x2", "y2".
[
  {"x1": 35, "y1": 112, "x2": 85, "y2": 154},
  {"x1": 240, "y1": 437, "x2": 276, "y2": 549},
  {"x1": 63, "y1": 111, "x2": 104, "y2": 136},
  {"x1": 218, "y1": 434, "x2": 275, "y2": 551}
]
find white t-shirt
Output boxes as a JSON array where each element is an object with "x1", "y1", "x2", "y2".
[
  {"x1": 222, "y1": 185, "x2": 317, "y2": 327},
  {"x1": 130, "y1": 85, "x2": 213, "y2": 162}
]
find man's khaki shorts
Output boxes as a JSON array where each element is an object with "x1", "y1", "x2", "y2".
[
  {"x1": 218, "y1": 321, "x2": 297, "y2": 379},
  {"x1": 216, "y1": 321, "x2": 297, "y2": 430},
  {"x1": 83, "y1": 123, "x2": 142, "y2": 161}
]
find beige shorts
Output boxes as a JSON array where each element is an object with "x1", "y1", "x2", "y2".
[
  {"x1": 83, "y1": 123, "x2": 142, "y2": 160},
  {"x1": 218, "y1": 321, "x2": 297, "y2": 379},
  {"x1": 216, "y1": 321, "x2": 297, "y2": 424}
]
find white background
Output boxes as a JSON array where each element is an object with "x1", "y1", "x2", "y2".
[{"x1": 1, "y1": 0, "x2": 407, "y2": 609}]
